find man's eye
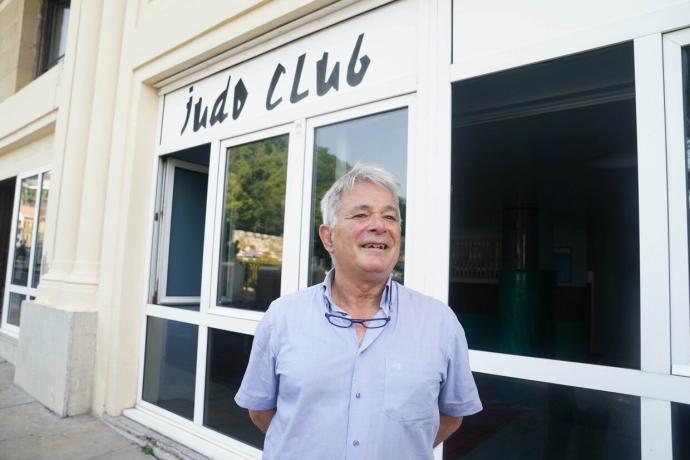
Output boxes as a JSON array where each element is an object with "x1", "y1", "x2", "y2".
[
  {"x1": 352, "y1": 213, "x2": 367, "y2": 219},
  {"x1": 384, "y1": 215, "x2": 398, "y2": 221}
]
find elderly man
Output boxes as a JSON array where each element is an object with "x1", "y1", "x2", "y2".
[{"x1": 235, "y1": 164, "x2": 481, "y2": 459}]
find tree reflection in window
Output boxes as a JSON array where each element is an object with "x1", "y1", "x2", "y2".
[{"x1": 217, "y1": 135, "x2": 288, "y2": 311}]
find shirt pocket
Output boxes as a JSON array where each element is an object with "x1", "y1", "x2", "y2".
[{"x1": 383, "y1": 359, "x2": 440, "y2": 424}]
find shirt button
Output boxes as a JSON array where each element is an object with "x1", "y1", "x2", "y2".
[
  {"x1": 353, "y1": 440, "x2": 360, "y2": 447},
  {"x1": 355, "y1": 392, "x2": 361, "y2": 399}
]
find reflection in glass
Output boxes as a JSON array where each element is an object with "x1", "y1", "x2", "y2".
[
  {"x1": 7, "y1": 292, "x2": 26, "y2": 326},
  {"x1": 309, "y1": 109, "x2": 408, "y2": 286},
  {"x1": 142, "y1": 317, "x2": 198, "y2": 420},
  {"x1": 444, "y1": 374, "x2": 640, "y2": 460},
  {"x1": 673, "y1": 402, "x2": 690, "y2": 460},
  {"x1": 32, "y1": 172, "x2": 50, "y2": 288},
  {"x1": 449, "y1": 43, "x2": 640, "y2": 368},
  {"x1": 217, "y1": 135, "x2": 288, "y2": 311},
  {"x1": 11, "y1": 176, "x2": 38, "y2": 286},
  {"x1": 204, "y1": 328, "x2": 263, "y2": 449}
]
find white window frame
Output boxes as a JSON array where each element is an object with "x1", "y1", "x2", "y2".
[
  {"x1": 1, "y1": 166, "x2": 50, "y2": 336},
  {"x1": 155, "y1": 159, "x2": 210, "y2": 306},
  {"x1": 664, "y1": 27, "x2": 690, "y2": 378}
]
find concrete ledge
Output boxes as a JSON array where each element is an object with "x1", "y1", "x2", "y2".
[
  {"x1": 0, "y1": 329, "x2": 17, "y2": 364},
  {"x1": 14, "y1": 301, "x2": 97, "y2": 417}
]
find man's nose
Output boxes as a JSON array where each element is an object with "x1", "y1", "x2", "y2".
[{"x1": 367, "y1": 214, "x2": 387, "y2": 232}]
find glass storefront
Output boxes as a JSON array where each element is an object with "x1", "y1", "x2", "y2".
[{"x1": 133, "y1": 3, "x2": 690, "y2": 459}]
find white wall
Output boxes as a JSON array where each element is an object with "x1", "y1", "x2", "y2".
[{"x1": 452, "y1": 0, "x2": 690, "y2": 78}]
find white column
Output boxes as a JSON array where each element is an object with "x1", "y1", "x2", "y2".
[{"x1": 38, "y1": 0, "x2": 104, "y2": 309}]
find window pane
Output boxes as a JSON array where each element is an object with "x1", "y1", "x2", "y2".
[
  {"x1": 32, "y1": 172, "x2": 50, "y2": 288},
  {"x1": 142, "y1": 317, "x2": 198, "y2": 420},
  {"x1": 673, "y1": 402, "x2": 690, "y2": 460},
  {"x1": 46, "y1": 1, "x2": 70, "y2": 68},
  {"x1": 11, "y1": 176, "x2": 38, "y2": 286},
  {"x1": 217, "y1": 135, "x2": 288, "y2": 311},
  {"x1": 444, "y1": 374, "x2": 640, "y2": 459},
  {"x1": 6, "y1": 292, "x2": 26, "y2": 327},
  {"x1": 450, "y1": 43, "x2": 640, "y2": 368},
  {"x1": 309, "y1": 109, "x2": 408, "y2": 286},
  {"x1": 204, "y1": 328, "x2": 263, "y2": 449},
  {"x1": 165, "y1": 167, "x2": 207, "y2": 302}
]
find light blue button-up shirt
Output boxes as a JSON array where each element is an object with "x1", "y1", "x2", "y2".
[{"x1": 235, "y1": 270, "x2": 482, "y2": 459}]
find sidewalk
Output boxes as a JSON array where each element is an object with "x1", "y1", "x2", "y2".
[{"x1": 0, "y1": 359, "x2": 152, "y2": 460}]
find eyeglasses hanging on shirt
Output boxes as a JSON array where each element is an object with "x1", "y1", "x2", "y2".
[{"x1": 323, "y1": 294, "x2": 392, "y2": 329}]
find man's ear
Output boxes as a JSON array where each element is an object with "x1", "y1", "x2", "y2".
[{"x1": 319, "y1": 224, "x2": 334, "y2": 253}]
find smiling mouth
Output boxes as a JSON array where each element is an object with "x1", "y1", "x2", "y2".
[{"x1": 361, "y1": 243, "x2": 388, "y2": 250}]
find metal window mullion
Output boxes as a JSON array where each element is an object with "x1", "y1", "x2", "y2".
[{"x1": 25, "y1": 173, "x2": 43, "y2": 291}]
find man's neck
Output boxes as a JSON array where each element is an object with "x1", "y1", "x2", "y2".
[{"x1": 330, "y1": 272, "x2": 387, "y2": 318}]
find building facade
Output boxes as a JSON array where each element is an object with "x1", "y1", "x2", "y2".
[{"x1": 1, "y1": 0, "x2": 689, "y2": 458}]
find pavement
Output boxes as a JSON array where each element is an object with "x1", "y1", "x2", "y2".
[{"x1": 0, "y1": 359, "x2": 158, "y2": 460}]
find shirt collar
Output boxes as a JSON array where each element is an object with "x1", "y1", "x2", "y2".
[{"x1": 321, "y1": 268, "x2": 393, "y2": 316}]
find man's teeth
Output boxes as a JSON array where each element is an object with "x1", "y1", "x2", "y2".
[{"x1": 363, "y1": 244, "x2": 386, "y2": 249}]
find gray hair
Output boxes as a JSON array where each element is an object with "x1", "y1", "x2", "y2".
[{"x1": 320, "y1": 163, "x2": 401, "y2": 226}]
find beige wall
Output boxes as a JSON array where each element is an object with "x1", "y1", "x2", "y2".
[
  {"x1": 0, "y1": 0, "x2": 42, "y2": 103},
  {"x1": 0, "y1": 133, "x2": 52, "y2": 181}
]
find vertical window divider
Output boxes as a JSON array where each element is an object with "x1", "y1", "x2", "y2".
[
  {"x1": 663, "y1": 28, "x2": 690, "y2": 378},
  {"x1": 634, "y1": 33, "x2": 674, "y2": 460},
  {"x1": 200, "y1": 140, "x2": 222, "y2": 316},
  {"x1": 25, "y1": 173, "x2": 42, "y2": 290},
  {"x1": 193, "y1": 323, "x2": 209, "y2": 426},
  {"x1": 634, "y1": 34, "x2": 672, "y2": 374},
  {"x1": 282, "y1": 119, "x2": 306, "y2": 296},
  {"x1": 298, "y1": 121, "x2": 316, "y2": 289}
]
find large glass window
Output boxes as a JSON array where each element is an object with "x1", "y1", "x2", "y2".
[
  {"x1": 204, "y1": 328, "x2": 263, "y2": 449},
  {"x1": 450, "y1": 43, "x2": 640, "y2": 368},
  {"x1": 2, "y1": 170, "x2": 51, "y2": 331},
  {"x1": 308, "y1": 109, "x2": 408, "y2": 285},
  {"x1": 142, "y1": 317, "x2": 198, "y2": 421},
  {"x1": 217, "y1": 135, "x2": 288, "y2": 311},
  {"x1": 444, "y1": 374, "x2": 640, "y2": 459}
]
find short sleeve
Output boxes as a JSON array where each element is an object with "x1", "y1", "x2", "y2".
[
  {"x1": 438, "y1": 308, "x2": 483, "y2": 417},
  {"x1": 234, "y1": 307, "x2": 278, "y2": 410}
]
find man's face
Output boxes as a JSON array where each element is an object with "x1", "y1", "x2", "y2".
[{"x1": 319, "y1": 182, "x2": 401, "y2": 283}]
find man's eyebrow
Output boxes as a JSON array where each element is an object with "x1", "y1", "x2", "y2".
[
  {"x1": 345, "y1": 205, "x2": 373, "y2": 213},
  {"x1": 344, "y1": 204, "x2": 399, "y2": 214}
]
